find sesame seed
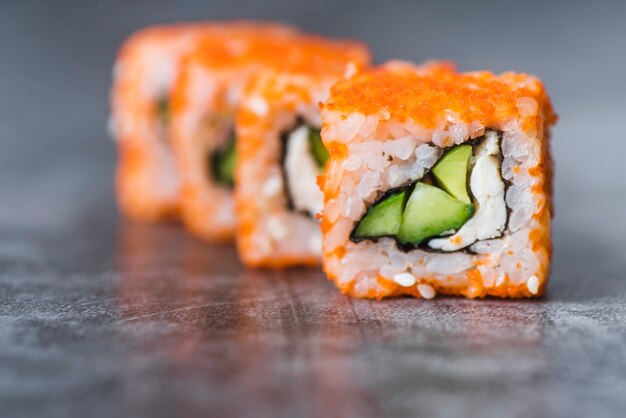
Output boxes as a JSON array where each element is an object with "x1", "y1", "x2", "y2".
[
  {"x1": 417, "y1": 283, "x2": 436, "y2": 300},
  {"x1": 393, "y1": 273, "x2": 416, "y2": 287},
  {"x1": 527, "y1": 275, "x2": 540, "y2": 295}
]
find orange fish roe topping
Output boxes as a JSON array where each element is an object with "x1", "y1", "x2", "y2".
[
  {"x1": 326, "y1": 142, "x2": 349, "y2": 159},
  {"x1": 466, "y1": 269, "x2": 485, "y2": 299},
  {"x1": 328, "y1": 247, "x2": 346, "y2": 259},
  {"x1": 324, "y1": 65, "x2": 556, "y2": 129},
  {"x1": 528, "y1": 228, "x2": 542, "y2": 251},
  {"x1": 187, "y1": 27, "x2": 369, "y2": 77},
  {"x1": 376, "y1": 276, "x2": 398, "y2": 298}
]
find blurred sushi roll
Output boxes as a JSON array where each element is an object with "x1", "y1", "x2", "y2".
[
  {"x1": 170, "y1": 28, "x2": 369, "y2": 242},
  {"x1": 320, "y1": 62, "x2": 557, "y2": 299},
  {"x1": 235, "y1": 40, "x2": 370, "y2": 268},
  {"x1": 109, "y1": 22, "x2": 297, "y2": 222}
]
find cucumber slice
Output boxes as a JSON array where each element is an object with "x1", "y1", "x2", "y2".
[
  {"x1": 431, "y1": 145, "x2": 472, "y2": 204},
  {"x1": 353, "y1": 191, "x2": 406, "y2": 239},
  {"x1": 157, "y1": 98, "x2": 169, "y2": 127},
  {"x1": 397, "y1": 183, "x2": 474, "y2": 245},
  {"x1": 210, "y1": 135, "x2": 236, "y2": 187},
  {"x1": 308, "y1": 128, "x2": 329, "y2": 167}
]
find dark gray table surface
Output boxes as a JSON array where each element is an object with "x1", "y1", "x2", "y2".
[{"x1": 1, "y1": 1, "x2": 626, "y2": 417}]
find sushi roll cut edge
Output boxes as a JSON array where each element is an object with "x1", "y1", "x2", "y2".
[
  {"x1": 234, "y1": 42, "x2": 371, "y2": 267},
  {"x1": 319, "y1": 62, "x2": 557, "y2": 299}
]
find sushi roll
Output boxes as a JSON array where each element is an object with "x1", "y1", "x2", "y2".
[
  {"x1": 110, "y1": 23, "x2": 214, "y2": 221},
  {"x1": 110, "y1": 22, "x2": 295, "y2": 222},
  {"x1": 320, "y1": 63, "x2": 557, "y2": 299},
  {"x1": 170, "y1": 30, "x2": 369, "y2": 242},
  {"x1": 235, "y1": 41, "x2": 370, "y2": 268}
]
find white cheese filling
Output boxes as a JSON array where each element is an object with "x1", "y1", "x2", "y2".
[
  {"x1": 284, "y1": 126, "x2": 324, "y2": 217},
  {"x1": 428, "y1": 131, "x2": 507, "y2": 251}
]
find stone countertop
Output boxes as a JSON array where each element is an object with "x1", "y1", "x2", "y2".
[{"x1": 1, "y1": 2, "x2": 626, "y2": 417}]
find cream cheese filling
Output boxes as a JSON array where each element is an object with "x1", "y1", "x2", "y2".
[
  {"x1": 284, "y1": 125, "x2": 324, "y2": 216},
  {"x1": 428, "y1": 131, "x2": 507, "y2": 251}
]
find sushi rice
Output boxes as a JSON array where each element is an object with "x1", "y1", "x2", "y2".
[{"x1": 320, "y1": 62, "x2": 557, "y2": 299}]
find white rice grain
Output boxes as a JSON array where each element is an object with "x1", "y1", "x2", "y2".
[
  {"x1": 393, "y1": 272, "x2": 416, "y2": 287},
  {"x1": 526, "y1": 275, "x2": 540, "y2": 295},
  {"x1": 417, "y1": 284, "x2": 436, "y2": 299}
]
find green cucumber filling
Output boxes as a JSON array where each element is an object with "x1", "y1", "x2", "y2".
[
  {"x1": 281, "y1": 123, "x2": 328, "y2": 217},
  {"x1": 351, "y1": 131, "x2": 507, "y2": 250},
  {"x1": 353, "y1": 190, "x2": 407, "y2": 239},
  {"x1": 431, "y1": 145, "x2": 472, "y2": 204},
  {"x1": 396, "y1": 183, "x2": 474, "y2": 245},
  {"x1": 308, "y1": 128, "x2": 330, "y2": 167},
  {"x1": 209, "y1": 132, "x2": 236, "y2": 188},
  {"x1": 157, "y1": 98, "x2": 169, "y2": 128}
]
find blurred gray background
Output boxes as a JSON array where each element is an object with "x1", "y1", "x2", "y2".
[{"x1": 1, "y1": 1, "x2": 626, "y2": 418}]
